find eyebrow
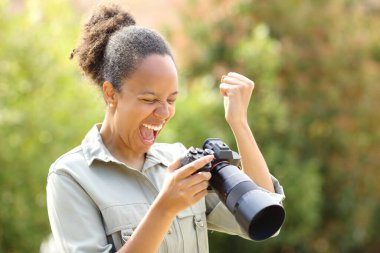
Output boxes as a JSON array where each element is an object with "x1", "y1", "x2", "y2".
[{"x1": 140, "y1": 91, "x2": 179, "y2": 96}]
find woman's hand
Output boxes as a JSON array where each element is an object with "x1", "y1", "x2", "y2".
[
  {"x1": 155, "y1": 155, "x2": 213, "y2": 217},
  {"x1": 219, "y1": 72, "x2": 255, "y2": 127},
  {"x1": 117, "y1": 155, "x2": 213, "y2": 253}
]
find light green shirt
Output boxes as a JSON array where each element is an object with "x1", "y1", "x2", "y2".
[{"x1": 47, "y1": 124, "x2": 285, "y2": 253}]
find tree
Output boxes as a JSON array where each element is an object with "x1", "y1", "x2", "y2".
[
  {"x1": 0, "y1": 0, "x2": 103, "y2": 251},
  {"x1": 168, "y1": 0, "x2": 380, "y2": 252}
]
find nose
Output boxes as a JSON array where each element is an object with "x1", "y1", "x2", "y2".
[{"x1": 154, "y1": 101, "x2": 171, "y2": 120}]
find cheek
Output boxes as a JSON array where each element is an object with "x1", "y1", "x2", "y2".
[
  {"x1": 170, "y1": 105, "x2": 176, "y2": 117},
  {"x1": 115, "y1": 104, "x2": 143, "y2": 126},
  {"x1": 120, "y1": 102, "x2": 150, "y2": 117}
]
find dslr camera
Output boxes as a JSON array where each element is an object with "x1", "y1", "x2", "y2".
[{"x1": 181, "y1": 138, "x2": 285, "y2": 241}]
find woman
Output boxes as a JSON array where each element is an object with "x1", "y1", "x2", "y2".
[{"x1": 47, "y1": 4, "x2": 285, "y2": 253}]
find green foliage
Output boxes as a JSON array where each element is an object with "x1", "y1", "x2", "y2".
[
  {"x1": 1, "y1": 0, "x2": 379, "y2": 252},
  {"x1": 0, "y1": 0, "x2": 103, "y2": 251},
  {"x1": 166, "y1": 15, "x2": 322, "y2": 251},
  {"x1": 174, "y1": 0, "x2": 380, "y2": 252}
]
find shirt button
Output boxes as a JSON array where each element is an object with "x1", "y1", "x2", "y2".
[{"x1": 194, "y1": 215, "x2": 204, "y2": 228}]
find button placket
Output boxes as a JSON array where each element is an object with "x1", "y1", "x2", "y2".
[{"x1": 194, "y1": 214, "x2": 207, "y2": 253}]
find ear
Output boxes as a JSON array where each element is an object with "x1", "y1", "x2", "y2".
[{"x1": 102, "y1": 81, "x2": 118, "y2": 108}]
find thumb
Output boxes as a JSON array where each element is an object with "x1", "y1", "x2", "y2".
[{"x1": 220, "y1": 83, "x2": 230, "y2": 97}]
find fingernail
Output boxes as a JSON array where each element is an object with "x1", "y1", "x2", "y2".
[{"x1": 221, "y1": 75, "x2": 226, "y2": 83}]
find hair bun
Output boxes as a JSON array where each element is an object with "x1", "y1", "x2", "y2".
[
  {"x1": 86, "y1": 4, "x2": 136, "y2": 28},
  {"x1": 71, "y1": 4, "x2": 136, "y2": 85}
]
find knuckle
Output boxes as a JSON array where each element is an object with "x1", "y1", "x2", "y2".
[
  {"x1": 188, "y1": 163, "x2": 197, "y2": 170},
  {"x1": 179, "y1": 191, "x2": 187, "y2": 201},
  {"x1": 172, "y1": 172, "x2": 181, "y2": 182},
  {"x1": 176, "y1": 181, "x2": 184, "y2": 189}
]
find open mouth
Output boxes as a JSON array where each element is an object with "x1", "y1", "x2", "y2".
[{"x1": 139, "y1": 123, "x2": 163, "y2": 145}]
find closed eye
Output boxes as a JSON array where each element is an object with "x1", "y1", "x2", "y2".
[
  {"x1": 167, "y1": 99, "x2": 176, "y2": 105},
  {"x1": 138, "y1": 93, "x2": 178, "y2": 105},
  {"x1": 140, "y1": 98, "x2": 156, "y2": 104}
]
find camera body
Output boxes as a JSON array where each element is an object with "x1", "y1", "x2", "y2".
[
  {"x1": 181, "y1": 138, "x2": 285, "y2": 241},
  {"x1": 181, "y1": 138, "x2": 240, "y2": 170}
]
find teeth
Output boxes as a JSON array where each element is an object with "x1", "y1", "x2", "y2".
[{"x1": 142, "y1": 123, "x2": 163, "y2": 131}]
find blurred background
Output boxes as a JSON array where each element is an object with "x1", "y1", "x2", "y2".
[{"x1": 1, "y1": 0, "x2": 380, "y2": 252}]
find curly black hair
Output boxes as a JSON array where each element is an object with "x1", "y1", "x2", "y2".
[{"x1": 71, "y1": 4, "x2": 174, "y2": 91}]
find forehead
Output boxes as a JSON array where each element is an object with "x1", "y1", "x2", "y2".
[{"x1": 122, "y1": 54, "x2": 178, "y2": 94}]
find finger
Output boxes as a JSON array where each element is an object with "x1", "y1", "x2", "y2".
[
  {"x1": 221, "y1": 75, "x2": 227, "y2": 83},
  {"x1": 220, "y1": 82, "x2": 242, "y2": 97},
  {"x1": 188, "y1": 180, "x2": 210, "y2": 197},
  {"x1": 227, "y1": 72, "x2": 255, "y2": 86},
  {"x1": 176, "y1": 155, "x2": 214, "y2": 179},
  {"x1": 167, "y1": 157, "x2": 183, "y2": 173},
  {"x1": 192, "y1": 189, "x2": 209, "y2": 203},
  {"x1": 221, "y1": 77, "x2": 250, "y2": 88},
  {"x1": 181, "y1": 171, "x2": 211, "y2": 188},
  {"x1": 224, "y1": 73, "x2": 255, "y2": 90},
  {"x1": 219, "y1": 83, "x2": 230, "y2": 96}
]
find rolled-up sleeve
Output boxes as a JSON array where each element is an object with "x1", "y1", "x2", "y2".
[
  {"x1": 47, "y1": 172, "x2": 112, "y2": 253},
  {"x1": 205, "y1": 175, "x2": 285, "y2": 240}
]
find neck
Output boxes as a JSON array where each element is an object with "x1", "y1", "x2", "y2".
[{"x1": 99, "y1": 114, "x2": 145, "y2": 171}]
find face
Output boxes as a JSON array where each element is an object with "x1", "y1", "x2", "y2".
[{"x1": 109, "y1": 54, "x2": 178, "y2": 155}]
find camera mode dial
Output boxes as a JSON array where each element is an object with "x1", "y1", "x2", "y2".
[{"x1": 180, "y1": 147, "x2": 214, "y2": 173}]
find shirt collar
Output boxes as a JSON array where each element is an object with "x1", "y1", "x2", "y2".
[
  {"x1": 144, "y1": 144, "x2": 172, "y2": 171},
  {"x1": 81, "y1": 124, "x2": 118, "y2": 166},
  {"x1": 82, "y1": 124, "x2": 172, "y2": 170}
]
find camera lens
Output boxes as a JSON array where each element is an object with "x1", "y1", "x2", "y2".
[
  {"x1": 209, "y1": 163, "x2": 285, "y2": 241},
  {"x1": 202, "y1": 138, "x2": 285, "y2": 241}
]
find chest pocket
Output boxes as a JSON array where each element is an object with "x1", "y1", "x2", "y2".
[
  {"x1": 177, "y1": 199, "x2": 209, "y2": 253},
  {"x1": 101, "y1": 203, "x2": 168, "y2": 253}
]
